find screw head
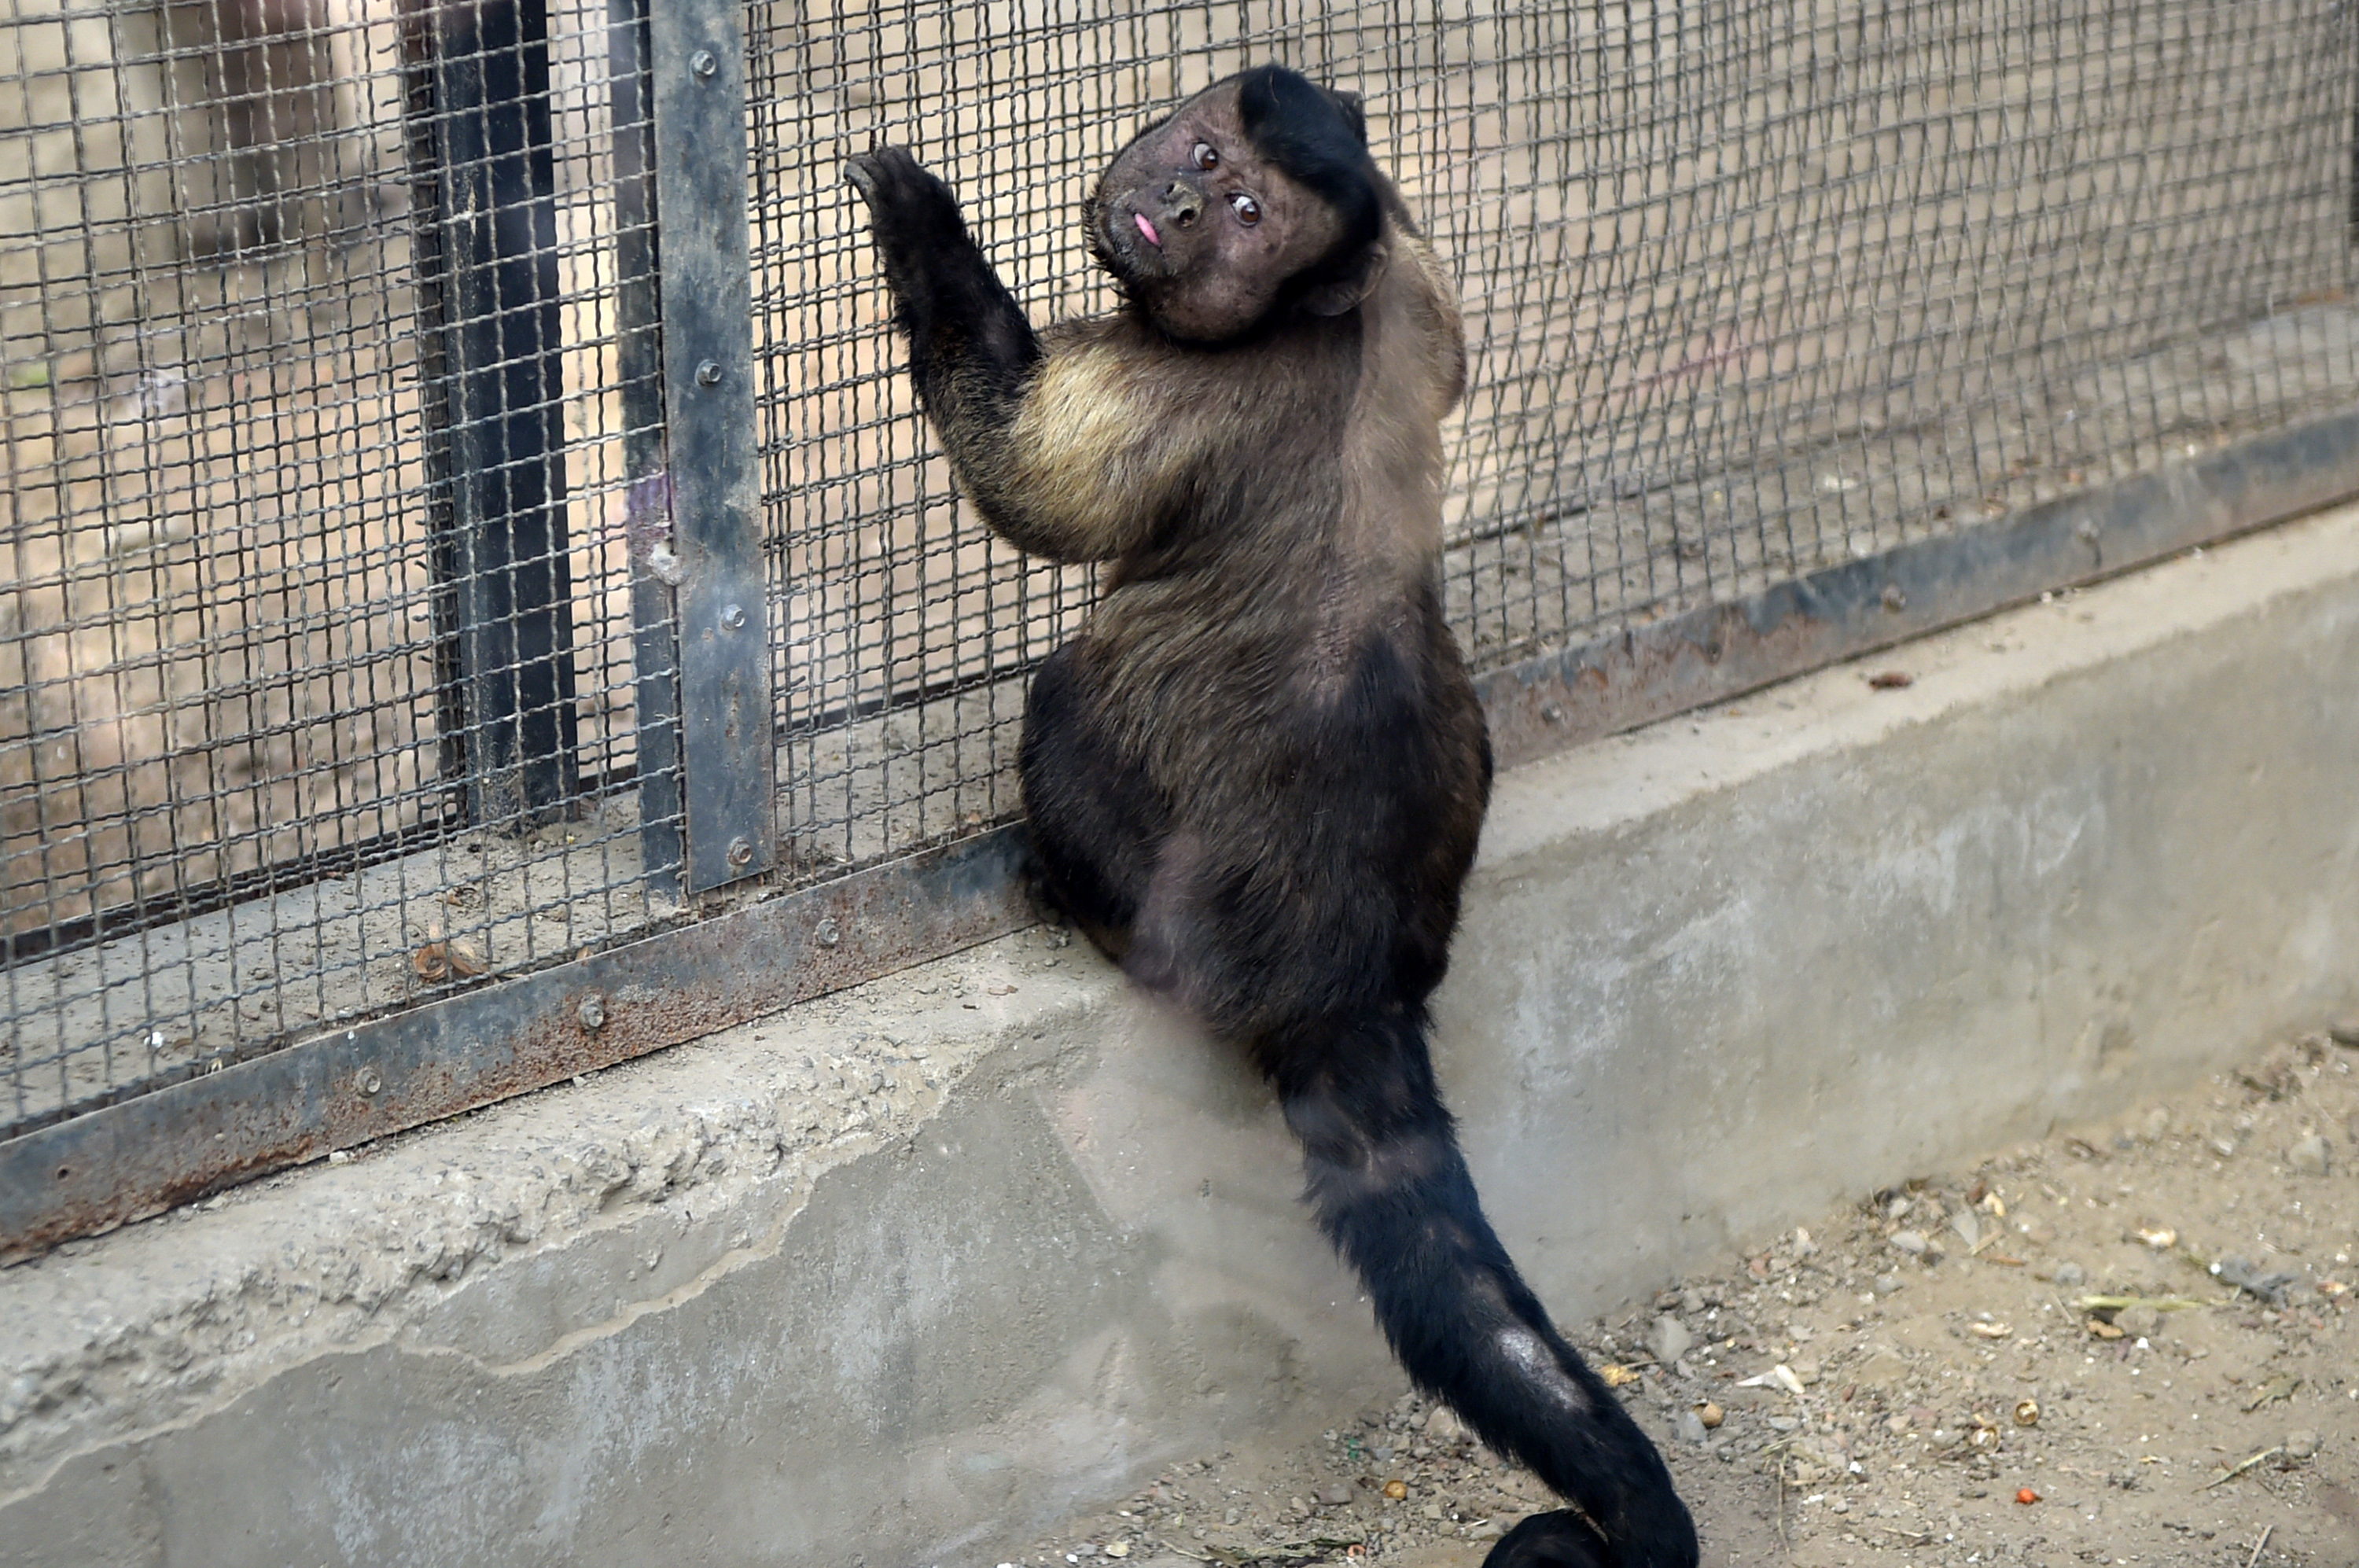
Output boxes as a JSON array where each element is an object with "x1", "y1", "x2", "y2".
[
  {"x1": 815, "y1": 916, "x2": 841, "y2": 948},
  {"x1": 690, "y1": 48, "x2": 718, "y2": 79},
  {"x1": 720, "y1": 603, "x2": 746, "y2": 630},
  {"x1": 727, "y1": 836, "x2": 755, "y2": 867},
  {"x1": 695, "y1": 360, "x2": 722, "y2": 387},
  {"x1": 577, "y1": 993, "x2": 607, "y2": 1032},
  {"x1": 355, "y1": 1066, "x2": 383, "y2": 1097}
]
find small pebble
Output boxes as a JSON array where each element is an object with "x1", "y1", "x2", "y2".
[
  {"x1": 1676, "y1": 1408, "x2": 1709, "y2": 1445},
  {"x1": 2288, "y1": 1135, "x2": 2331, "y2": 1176},
  {"x1": 2054, "y1": 1261, "x2": 2087, "y2": 1288},
  {"x1": 1889, "y1": 1230, "x2": 1930, "y2": 1256},
  {"x1": 1647, "y1": 1314, "x2": 1695, "y2": 1365},
  {"x1": 1318, "y1": 1484, "x2": 1356, "y2": 1507},
  {"x1": 2286, "y1": 1429, "x2": 2322, "y2": 1461},
  {"x1": 1874, "y1": 1272, "x2": 1902, "y2": 1294}
]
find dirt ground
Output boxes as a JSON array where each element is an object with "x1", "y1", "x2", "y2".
[{"x1": 1003, "y1": 1030, "x2": 2359, "y2": 1568}]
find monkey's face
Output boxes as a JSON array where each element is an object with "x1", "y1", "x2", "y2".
[{"x1": 1089, "y1": 69, "x2": 1385, "y2": 344}]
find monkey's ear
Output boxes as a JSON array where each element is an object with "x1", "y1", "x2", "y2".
[
  {"x1": 1301, "y1": 241, "x2": 1387, "y2": 317},
  {"x1": 1324, "y1": 88, "x2": 1368, "y2": 145}
]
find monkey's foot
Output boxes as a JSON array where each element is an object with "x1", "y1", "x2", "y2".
[{"x1": 1481, "y1": 1510, "x2": 1614, "y2": 1568}]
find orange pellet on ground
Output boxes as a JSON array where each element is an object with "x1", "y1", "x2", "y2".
[{"x1": 2015, "y1": 1489, "x2": 2041, "y2": 1505}]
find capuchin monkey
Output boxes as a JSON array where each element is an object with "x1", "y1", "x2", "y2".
[{"x1": 847, "y1": 65, "x2": 1697, "y2": 1568}]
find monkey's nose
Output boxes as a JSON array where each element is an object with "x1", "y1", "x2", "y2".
[{"x1": 1163, "y1": 182, "x2": 1204, "y2": 226}]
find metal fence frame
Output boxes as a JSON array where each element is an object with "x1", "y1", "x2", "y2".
[{"x1": 5, "y1": 0, "x2": 2358, "y2": 1257}]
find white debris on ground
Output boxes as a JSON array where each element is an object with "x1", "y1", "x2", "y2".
[{"x1": 1001, "y1": 1029, "x2": 2359, "y2": 1567}]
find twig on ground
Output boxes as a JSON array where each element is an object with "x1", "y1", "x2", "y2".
[{"x1": 2205, "y1": 1448, "x2": 2284, "y2": 1490}]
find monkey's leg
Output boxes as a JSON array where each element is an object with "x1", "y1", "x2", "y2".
[
  {"x1": 1270, "y1": 1009, "x2": 1698, "y2": 1568},
  {"x1": 1017, "y1": 644, "x2": 1167, "y2": 963}
]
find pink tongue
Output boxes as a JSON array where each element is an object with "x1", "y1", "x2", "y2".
[{"x1": 1135, "y1": 213, "x2": 1160, "y2": 247}]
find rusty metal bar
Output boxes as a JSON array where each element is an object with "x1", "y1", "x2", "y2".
[
  {"x1": 1479, "y1": 410, "x2": 2359, "y2": 768},
  {"x1": 649, "y1": 0, "x2": 771, "y2": 892},
  {"x1": 0, "y1": 828, "x2": 1031, "y2": 1262}
]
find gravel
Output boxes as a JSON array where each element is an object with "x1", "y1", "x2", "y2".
[{"x1": 1000, "y1": 1032, "x2": 2357, "y2": 1566}]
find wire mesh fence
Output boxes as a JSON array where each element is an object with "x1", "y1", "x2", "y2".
[
  {"x1": 745, "y1": 0, "x2": 2359, "y2": 873},
  {"x1": 4, "y1": 0, "x2": 2357, "y2": 1222},
  {"x1": 1, "y1": 0, "x2": 666, "y2": 1132}
]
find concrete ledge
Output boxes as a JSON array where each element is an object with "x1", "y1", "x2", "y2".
[{"x1": 4, "y1": 504, "x2": 2357, "y2": 1566}]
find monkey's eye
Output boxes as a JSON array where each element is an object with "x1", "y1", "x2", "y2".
[
  {"x1": 1192, "y1": 142, "x2": 1218, "y2": 171},
  {"x1": 1228, "y1": 192, "x2": 1260, "y2": 225}
]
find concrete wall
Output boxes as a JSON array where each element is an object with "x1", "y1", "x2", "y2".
[{"x1": 3, "y1": 502, "x2": 2356, "y2": 1566}]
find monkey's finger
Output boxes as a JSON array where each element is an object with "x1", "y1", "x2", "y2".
[{"x1": 843, "y1": 158, "x2": 880, "y2": 201}]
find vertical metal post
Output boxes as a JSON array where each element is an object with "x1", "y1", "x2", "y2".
[
  {"x1": 606, "y1": 0, "x2": 684, "y2": 893},
  {"x1": 649, "y1": 0, "x2": 773, "y2": 890},
  {"x1": 2350, "y1": 7, "x2": 2359, "y2": 250},
  {"x1": 407, "y1": 0, "x2": 580, "y2": 827}
]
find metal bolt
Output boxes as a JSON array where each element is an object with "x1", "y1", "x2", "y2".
[
  {"x1": 720, "y1": 603, "x2": 746, "y2": 631},
  {"x1": 815, "y1": 916, "x2": 841, "y2": 948},
  {"x1": 695, "y1": 360, "x2": 722, "y2": 387},
  {"x1": 577, "y1": 993, "x2": 607, "y2": 1032},
  {"x1": 690, "y1": 48, "x2": 718, "y2": 79},
  {"x1": 1881, "y1": 583, "x2": 1907, "y2": 613},
  {"x1": 355, "y1": 1066, "x2": 383, "y2": 1097},
  {"x1": 727, "y1": 836, "x2": 755, "y2": 867}
]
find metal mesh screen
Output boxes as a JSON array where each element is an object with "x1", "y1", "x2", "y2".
[
  {"x1": 748, "y1": 0, "x2": 2359, "y2": 870},
  {"x1": 6, "y1": 0, "x2": 2359, "y2": 1162},
  {"x1": 1, "y1": 0, "x2": 667, "y2": 1131}
]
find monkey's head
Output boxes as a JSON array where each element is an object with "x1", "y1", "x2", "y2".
[{"x1": 1088, "y1": 65, "x2": 1389, "y2": 344}]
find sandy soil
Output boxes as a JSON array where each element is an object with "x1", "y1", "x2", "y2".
[{"x1": 1004, "y1": 1031, "x2": 2359, "y2": 1568}]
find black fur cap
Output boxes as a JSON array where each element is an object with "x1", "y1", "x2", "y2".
[{"x1": 1235, "y1": 65, "x2": 1381, "y2": 261}]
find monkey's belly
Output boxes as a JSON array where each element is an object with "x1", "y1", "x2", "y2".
[{"x1": 1022, "y1": 617, "x2": 1485, "y2": 1030}]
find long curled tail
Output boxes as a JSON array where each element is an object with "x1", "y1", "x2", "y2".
[{"x1": 1266, "y1": 1007, "x2": 1698, "y2": 1568}]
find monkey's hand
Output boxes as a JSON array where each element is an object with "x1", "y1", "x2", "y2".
[
  {"x1": 844, "y1": 147, "x2": 973, "y2": 322},
  {"x1": 843, "y1": 147, "x2": 1042, "y2": 461}
]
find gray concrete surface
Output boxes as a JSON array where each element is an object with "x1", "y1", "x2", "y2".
[{"x1": 3, "y1": 501, "x2": 2357, "y2": 1567}]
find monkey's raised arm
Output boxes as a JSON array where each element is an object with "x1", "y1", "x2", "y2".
[{"x1": 846, "y1": 149, "x2": 1172, "y2": 564}]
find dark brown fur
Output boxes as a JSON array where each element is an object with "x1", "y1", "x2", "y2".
[{"x1": 848, "y1": 67, "x2": 1695, "y2": 1568}]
